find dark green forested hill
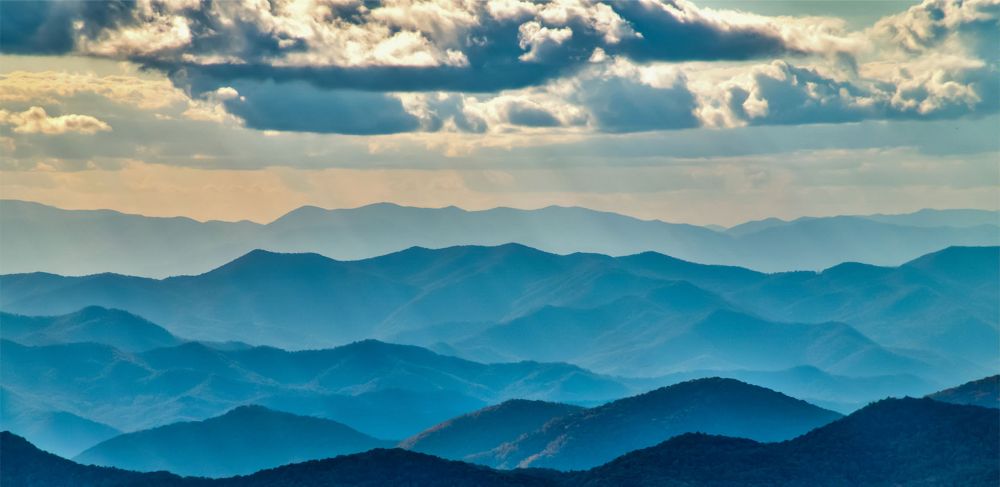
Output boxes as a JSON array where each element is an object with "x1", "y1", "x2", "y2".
[
  {"x1": 572, "y1": 397, "x2": 1000, "y2": 486},
  {"x1": 927, "y1": 375, "x2": 999, "y2": 409},
  {"x1": 3, "y1": 397, "x2": 997, "y2": 486}
]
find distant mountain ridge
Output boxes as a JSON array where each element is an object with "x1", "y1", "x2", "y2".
[
  {"x1": 3, "y1": 199, "x2": 997, "y2": 276},
  {"x1": 3, "y1": 396, "x2": 997, "y2": 486}
]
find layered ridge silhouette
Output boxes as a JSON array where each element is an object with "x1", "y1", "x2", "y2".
[
  {"x1": 3, "y1": 245, "x2": 995, "y2": 384},
  {"x1": 4, "y1": 200, "x2": 997, "y2": 276}
]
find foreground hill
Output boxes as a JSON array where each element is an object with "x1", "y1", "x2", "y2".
[
  {"x1": 75, "y1": 406, "x2": 392, "y2": 477},
  {"x1": 481, "y1": 378, "x2": 842, "y2": 470},
  {"x1": 927, "y1": 375, "x2": 1000, "y2": 409},
  {"x1": 3, "y1": 397, "x2": 996, "y2": 486},
  {"x1": 0, "y1": 338, "x2": 627, "y2": 438},
  {"x1": 4, "y1": 200, "x2": 998, "y2": 276},
  {"x1": 3, "y1": 431, "x2": 552, "y2": 486},
  {"x1": 574, "y1": 397, "x2": 999, "y2": 486},
  {"x1": 0, "y1": 432, "x2": 185, "y2": 486},
  {"x1": 0, "y1": 307, "x2": 182, "y2": 352},
  {"x1": 399, "y1": 400, "x2": 583, "y2": 461},
  {"x1": 2, "y1": 245, "x2": 993, "y2": 383}
]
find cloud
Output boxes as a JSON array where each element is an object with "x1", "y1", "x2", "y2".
[
  {"x1": 0, "y1": 70, "x2": 188, "y2": 109},
  {"x1": 695, "y1": 57, "x2": 998, "y2": 128},
  {"x1": 871, "y1": 0, "x2": 1000, "y2": 59},
  {"x1": 0, "y1": 106, "x2": 111, "y2": 134},
  {"x1": 578, "y1": 71, "x2": 700, "y2": 132},
  {"x1": 2, "y1": 0, "x2": 997, "y2": 137},
  {"x1": 220, "y1": 80, "x2": 421, "y2": 135},
  {"x1": 506, "y1": 102, "x2": 563, "y2": 127},
  {"x1": 1, "y1": 0, "x2": 856, "y2": 92},
  {"x1": 0, "y1": 1, "x2": 77, "y2": 55}
]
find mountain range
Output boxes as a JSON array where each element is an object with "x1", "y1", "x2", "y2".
[
  {"x1": 2, "y1": 208, "x2": 996, "y2": 486},
  {"x1": 4, "y1": 395, "x2": 997, "y2": 486},
  {"x1": 3, "y1": 200, "x2": 997, "y2": 276},
  {"x1": 0, "y1": 305, "x2": 945, "y2": 458},
  {"x1": 2, "y1": 245, "x2": 994, "y2": 385}
]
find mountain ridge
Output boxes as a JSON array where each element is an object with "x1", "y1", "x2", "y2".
[
  {"x1": 4, "y1": 199, "x2": 997, "y2": 276},
  {"x1": 2, "y1": 245, "x2": 993, "y2": 384},
  {"x1": 479, "y1": 377, "x2": 842, "y2": 470}
]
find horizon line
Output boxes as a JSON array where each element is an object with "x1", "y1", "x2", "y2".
[{"x1": 3, "y1": 197, "x2": 997, "y2": 230}]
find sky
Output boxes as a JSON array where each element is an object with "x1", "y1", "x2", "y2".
[{"x1": 0, "y1": 0, "x2": 997, "y2": 226}]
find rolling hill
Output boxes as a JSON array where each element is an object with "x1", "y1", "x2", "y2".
[
  {"x1": 927, "y1": 375, "x2": 999, "y2": 409},
  {"x1": 626, "y1": 366, "x2": 935, "y2": 413},
  {"x1": 4, "y1": 396, "x2": 994, "y2": 486},
  {"x1": 0, "y1": 306, "x2": 182, "y2": 352},
  {"x1": 479, "y1": 377, "x2": 842, "y2": 470},
  {"x1": 0, "y1": 387, "x2": 119, "y2": 458},
  {"x1": 74, "y1": 406, "x2": 392, "y2": 477},
  {"x1": 399, "y1": 399, "x2": 583, "y2": 461},
  {"x1": 574, "y1": 397, "x2": 1000, "y2": 486}
]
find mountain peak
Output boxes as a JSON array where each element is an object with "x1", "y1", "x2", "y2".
[{"x1": 201, "y1": 248, "x2": 340, "y2": 277}]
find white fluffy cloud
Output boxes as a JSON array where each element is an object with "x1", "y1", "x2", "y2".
[
  {"x1": 0, "y1": 106, "x2": 111, "y2": 134},
  {"x1": 0, "y1": 70, "x2": 187, "y2": 110}
]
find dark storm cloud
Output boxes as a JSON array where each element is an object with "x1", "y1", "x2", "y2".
[
  {"x1": 221, "y1": 80, "x2": 421, "y2": 135},
  {"x1": 507, "y1": 104, "x2": 562, "y2": 127},
  {"x1": 606, "y1": 0, "x2": 794, "y2": 61},
  {"x1": 580, "y1": 76, "x2": 700, "y2": 132},
  {"x1": 1, "y1": 1, "x2": 79, "y2": 54}
]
